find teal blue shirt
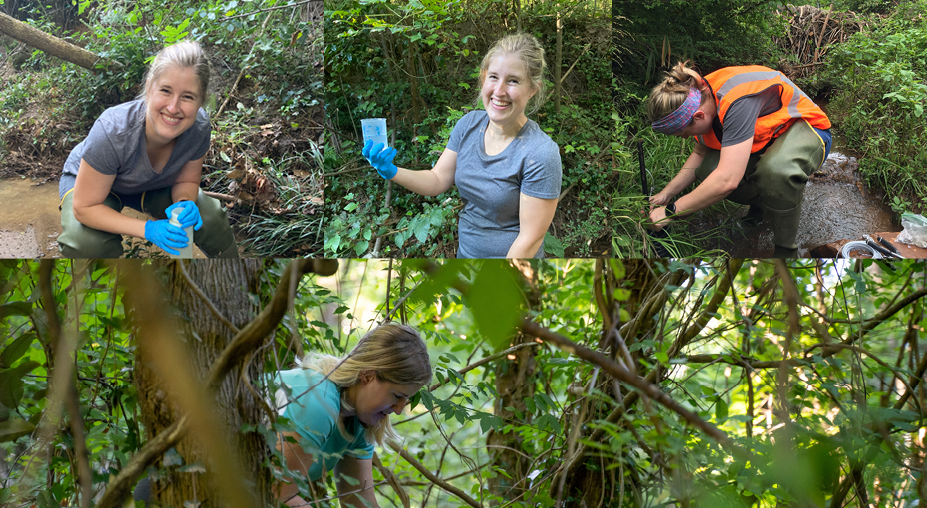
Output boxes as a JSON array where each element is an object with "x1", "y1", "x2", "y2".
[{"x1": 274, "y1": 368, "x2": 375, "y2": 480}]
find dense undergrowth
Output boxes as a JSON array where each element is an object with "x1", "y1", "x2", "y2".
[
  {"x1": 0, "y1": 0, "x2": 325, "y2": 256},
  {"x1": 612, "y1": 0, "x2": 927, "y2": 257},
  {"x1": 322, "y1": 0, "x2": 613, "y2": 258}
]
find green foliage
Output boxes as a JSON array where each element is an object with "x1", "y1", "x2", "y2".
[
  {"x1": 823, "y1": 3, "x2": 927, "y2": 213},
  {"x1": 2, "y1": 259, "x2": 925, "y2": 506}
]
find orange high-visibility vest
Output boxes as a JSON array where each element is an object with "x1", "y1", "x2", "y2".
[{"x1": 695, "y1": 66, "x2": 831, "y2": 153}]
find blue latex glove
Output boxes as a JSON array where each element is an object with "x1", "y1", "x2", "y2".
[
  {"x1": 362, "y1": 139, "x2": 398, "y2": 180},
  {"x1": 144, "y1": 220, "x2": 189, "y2": 255},
  {"x1": 166, "y1": 200, "x2": 202, "y2": 231}
]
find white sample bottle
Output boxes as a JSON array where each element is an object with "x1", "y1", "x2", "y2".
[{"x1": 169, "y1": 208, "x2": 194, "y2": 258}]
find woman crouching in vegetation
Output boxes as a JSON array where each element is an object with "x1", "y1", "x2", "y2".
[
  {"x1": 647, "y1": 61, "x2": 832, "y2": 257},
  {"x1": 58, "y1": 40, "x2": 238, "y2": 258},
  {"x1": 362, "y1": 33, "x2": 562, "y2": 258},
  {"x1": 273, "y1": 323, "x2": 432, "y2": 507}
]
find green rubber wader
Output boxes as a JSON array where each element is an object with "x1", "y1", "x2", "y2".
[
  {"x1": 695, "y1": 120, "x2": 826, "y2": 250},
  {"x1": 59, "y1": 188, "x2": 237, "y2": 258}
]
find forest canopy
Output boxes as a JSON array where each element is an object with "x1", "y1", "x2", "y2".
[{"x1": 0, "y1": 258, "x2": 925, "y2": 507}]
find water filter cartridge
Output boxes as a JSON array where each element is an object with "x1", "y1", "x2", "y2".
[{"x1": 169, "y1": 208, "x2": 194, "y2": 258}]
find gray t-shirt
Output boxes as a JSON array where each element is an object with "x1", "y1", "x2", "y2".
[
  {"x1": 712, "y1": 87, "x2": 782, "y2": 148},
  {"x1": 59, "y1": 99, "x2": 211, "y2": 199},
  {"x1": 448, "y1": 111, "x2": 562, "y2": 258}
]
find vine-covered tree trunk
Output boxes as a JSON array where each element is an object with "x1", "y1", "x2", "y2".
[
  {"x1": 486, "y1": 260, "x2": 539, "y2": 498},
  {"x1": 133, "y1": 260, "x2": 269, "y2": 507},
  {"x1": 564, "y1": 259, "x2": 687, "y2": 507}
]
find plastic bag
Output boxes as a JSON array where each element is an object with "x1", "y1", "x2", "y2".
[{"x1": 896, "y1": 213, "x2": 927, "y2": 248}]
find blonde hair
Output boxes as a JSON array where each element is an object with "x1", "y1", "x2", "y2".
[
  {"x1": 137, "y1": 40, "x2": 210, "y2": 105},
  {"x1": 477, "y1": 33, "x2": 548, "y2": 115},
  {"x1": 647, "y1": 61, "x2": 710, "y2": 123},
  {"x1": 298, "y1": 323, "x2": 432, "y2": 446}
]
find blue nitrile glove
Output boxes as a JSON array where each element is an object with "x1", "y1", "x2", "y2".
[
  {"x1": 362, "y1": 139, "x2": 398, "y2": 180},
  {"x1": 144, "y1": 219, "x2": 189, "y2": 255},
  {"x1": 166, "y1": 200, "x2": 202, "y2": 231}
]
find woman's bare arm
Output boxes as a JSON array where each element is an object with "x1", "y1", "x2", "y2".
[
  {"x1": 507, "y1": 194, "x2": 558, "y2": 258},
  {"x1": 276, "y1": 431, "x2": 313, "y2": 506},
  {"x1": 171, "y1": 156, "x2": 204, "y2": 203},
  {"x1": 334, "y1": 456, "x2": 379, "y2": 508},
  {"x1": 71, "y1": 159, "x2": 147, "y2": 237},
  {"x1": 387, "y1": 148, "x2": 458, "y2": 197}
]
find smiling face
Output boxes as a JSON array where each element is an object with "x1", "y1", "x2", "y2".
[
  {"x1": 350, "y1": 371, "x2": 424, "y2": 427},
  {"x1": 480, "y1": 52, "x2": 537, "y2": 131},
  {"x1": 144, "y1": 65, "x2": 203, "y2": 147}
]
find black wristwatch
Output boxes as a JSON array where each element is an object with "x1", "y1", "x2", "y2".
[{"x1": 665, "y1": 202, "x2": 677, "y2": 217}]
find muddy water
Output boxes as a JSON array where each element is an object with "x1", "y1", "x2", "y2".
[
  {"x1": 0, "y1": 178, "x2": 61, "y2": 258},
  {"x1": 0, "y1": 177, "x2": 207, "y2": 258},
  {"x1": 682, "y1": 151, "x2": 896, "y2": 257}
]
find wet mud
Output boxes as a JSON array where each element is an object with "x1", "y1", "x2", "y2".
[
  {"x1": 0, "y1": 178, "x2": 61, "y2": 258},
  {"x1": 681, "y1": 151, "x2": 896, "y2": 257},
  {"x1": 0, "y1": 177, "x2": 208, "y2": 258}
]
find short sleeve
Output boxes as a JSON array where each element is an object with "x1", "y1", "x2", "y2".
[
  {"x1": 80, "y1": 118, "x2": 122, "y2": 175},
  {"x1": 520, "y1": 139, "x2": 562, "y2": 200},
  {"x1": 344, "y1": 431, "x2": 375, "y2": 459},
  {"x1": 282, "y1": 383, "x2": 338, "y2": 454},
  {"x1": 192, "y1": 109, "x2": 211, "y2": 160},
  {"x1": 446, "y1": 112, "x2": 476, "y2": 153}
]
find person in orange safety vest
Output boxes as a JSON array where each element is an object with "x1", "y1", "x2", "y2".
[{"x1": 646, "y1": 61, "x2": 832, "y2": 258}]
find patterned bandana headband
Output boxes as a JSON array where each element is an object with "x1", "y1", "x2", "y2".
[{"x1": 651, "y1": 87, "x2": 702, "y2": 135}]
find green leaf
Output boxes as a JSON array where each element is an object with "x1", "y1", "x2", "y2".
[
  {"x1": 1, "y1": 333, "x2": 35, "y2": 368},
  {"x1": 468, "y1": 261, "x2": 524, "y2": 350},
  {"x1": 0, "y1": 418, "x2": 35, "y2": 443},
  {"x1": 543, "y1": 232, "x2": 565, "y2": 258},
  {"x1": 715, "y1": 398, "x2": 728, "y2": 421},
  {"x1": 0, "y1": 361, "x2": 40, "y2": 407},
  {"x1": 354, "y1": 240, "x2": 369, "y2": 256},
  {"x1": 0, "y1": 301, "x2": 32, "y2": 320}
]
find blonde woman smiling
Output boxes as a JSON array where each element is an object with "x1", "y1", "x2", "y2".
[{"x1": 363, "y1": 33, "x2": 562, "y2": 258}]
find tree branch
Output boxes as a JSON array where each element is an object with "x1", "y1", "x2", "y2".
[
  {"x1": 387, "y1": 441, "x2": 481, "y2": 508},
  {"x1": 175, "y1": 259, "x2": 240, "y2": 334},
  {"x1": 95, "y1": 259, "x2": 337, "y2": 508},
  {"x1": 520, "y1": 319, "x2": 747, "y2": 458}
]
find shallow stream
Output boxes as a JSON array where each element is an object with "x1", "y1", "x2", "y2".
[{"x1": 681, "y1": 151, "x2": 897, "y2": 257}]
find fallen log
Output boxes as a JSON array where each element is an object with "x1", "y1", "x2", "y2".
[{"x1": 0, "y1": 12, "x2": 118, "y2": 71}]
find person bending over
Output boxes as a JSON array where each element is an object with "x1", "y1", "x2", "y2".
[
  {"x1": 646, "y1": 61, "x2": 831, "y2": 258},
  {"x1": 273, "y1": 323, "x2": 432, "y2": 507}
]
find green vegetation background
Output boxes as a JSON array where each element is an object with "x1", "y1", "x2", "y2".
[{"x1": 1, "y1": 259, "x2": 925, "y2": 507}]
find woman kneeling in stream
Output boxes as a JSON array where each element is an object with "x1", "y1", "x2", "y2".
[
  {"x1": 646, "y1": 61, "x2": 832, "y2": 258},
  {"x1": 58, "y1": 40, "x2": 238, "y2": 258}
]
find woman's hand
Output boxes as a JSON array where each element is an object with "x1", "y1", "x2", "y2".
[
  {"x1": 144, "y1": 219, "x2": 189, "y2": 255},
  {"x1": 166, "y1": 200, "x2": 202, "y2": 230},
  {"x1": 648, "y1": 206, "x2": 672, "y2": 231},
  {"x1": 362, "y1": 140, "x2": 398, "y2": 180},
  {"x1": 649, "y1": 190, "x2": 673, "y2": 207}
]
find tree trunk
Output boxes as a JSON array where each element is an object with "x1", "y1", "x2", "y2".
[
  {"x1": 0, "y1": 11, "x2": 115, "y2": 71},
  {"x1": 486, "y1": 260, "x2": 539, "y2": 498},
  {"x1": 564, "y1": 260, "x2": 680, "y2": 507},
  {"x1": 133, "y1": 260, "x2": 270, "y2": 507}
]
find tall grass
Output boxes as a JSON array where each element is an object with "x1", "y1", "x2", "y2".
[{"x1": 612, "y1": 114, "x2": 731, "y2": 257}]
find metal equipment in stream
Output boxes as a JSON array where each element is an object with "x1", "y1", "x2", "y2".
[{"x1": 638, "y1": 140, "x2": 672, "y2": 257}]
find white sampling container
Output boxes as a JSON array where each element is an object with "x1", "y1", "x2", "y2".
[
  {"x1": 169, "y1": 208, "x2": 193, "y2": 258},
  {"x1": 361, "y1": 118, "x2": 389, "y2": 148}
]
